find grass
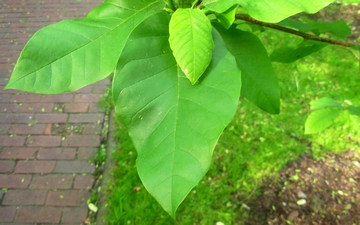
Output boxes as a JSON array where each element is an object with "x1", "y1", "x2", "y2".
[{"x1": 103, "y1": 3, "x2": 360, "y2": 225}]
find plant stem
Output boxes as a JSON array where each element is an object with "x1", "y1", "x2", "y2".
[
  {"x1": 235, "y1": 15, "x2": 359, "y2": 48},
  {"x1": 167, "y1": 0, "x2": 176, "y2": 11}
]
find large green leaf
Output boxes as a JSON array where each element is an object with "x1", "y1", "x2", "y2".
[
  {"x1": 214, "y1": 24, "x2": 280, "y2": 114},
  {"x1": 237, "y1": 0, "x2": 334, "y2": 23},
  {"x1": 305, "y1": 108, "x2": 341, "y2": 134},
  {"x1": 5, "y1": 0, "x2": 164, "y2": 94},
  {"x1": 113, "y1": 12, "x2": 241, "y2": 217},
  {"x1": 169, "y1": 8, "x2": 214, "y2": 85}
]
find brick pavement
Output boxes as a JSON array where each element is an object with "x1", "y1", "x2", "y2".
[{"x1": 0, "y1": 0, "x2": 108, "y2": 224}]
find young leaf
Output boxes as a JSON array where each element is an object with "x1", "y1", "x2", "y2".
[
  {"x1": 169, "y1": 8, "x2": 214, "y2": 85},
  {"x1": 216, "y1": 5, "x2": 237, "y2": 29},
  {"x1": 309, "y1": 97, "x2": 342, "y2": 110},
  {"x1": 113, "y1": 12, "x2": 241, "y2": 217},
  {"x1": 5, "y1": 0, "x2": 163, "y2": 94},
  {"x1": 305, "y1": 108, "x2": 341, "y2": 134},
  {"x1": 214, "y1": 24, "x2": 280, "y2": 114},
  {"x1": 237, "y1": 0, "x2": 334, "y2": 23}
]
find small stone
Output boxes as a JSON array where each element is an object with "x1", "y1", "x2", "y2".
[
  {"x1": 297, "y1": 190, "x2": 307, "y2": 199},
  {"x1": 287, "y1": 211, "x2": 299, "y2": 221},
  {"x1": 297, "y1": 199, "x2": 307, "y2": 205}
]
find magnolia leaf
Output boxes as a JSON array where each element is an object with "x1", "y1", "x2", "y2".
[
  {"x1": 5, "y1": 0, "x2": 163, "y2": 93},
  {"x1": 169, "y1": 8, "x2": 214, "y2": 85},
  {"x1": 237, "y1": 0, "x2": 334, "y2": 23},
  {"x1": 278, "y1": 19, "x2": 351, "y2": 39},
  {"x1": 216, "y1": 5, "x2": 237, "y2": 29},
  {"x1": 203, "y1": 0, "x2": 238, "y2": 13},
  {"x1": 113, "y1": 12, "x2": 241, "y2": 217},
  {"x1": 309, "y1": 97, "x2": 341, "y2": 110},
  {"x1": 214, "y1": 24, "x2": 280, "y2": 114},
  {"x1": 305, "y1": 108, "x2": 341, "y2": 134},
  {"x1": 270, "y1": 40, "x2": 327, "y2": 63},
  {"x1": 348, "y1": 106, "x2": 360, "y2": 117}
]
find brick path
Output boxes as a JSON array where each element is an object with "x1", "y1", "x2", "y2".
[{"x1": 0, "y1": 0, "x2": 108, "y2": 224}]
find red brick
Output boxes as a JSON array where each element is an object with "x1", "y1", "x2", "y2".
[
  {"x1": 62, "y1": 135, "x2": 100, "y2": 147},
  {"x1": 18, "y1": 103, "x2": 54, "y2": 113},
  {"x1": 88, "y1": 103, "x2": 104, "y2": 112},
  {"x1": 61, "y1": 207, "x2": 88, "y2": 223},
  {"x1": 53, "y1": 161, "x2": 95, "y2": 173},
  {"x1": 97, "y1": 78, "x2": 111, "y2": 86},
  {"x1": 77, "y1": 147, "x2": 97, "y2": 160},
  {"x1": 0, "y1": 135, "x2": 26, "y2": 146},
  {"x1": 0, "y1": 124, "x2": 11, "y2": 134},
  {"x1": 37, "y1": 148, "x2": 76, "y2": 160},
  {"x1": 82, "y1": 124, "x2": 102, "y2": 134},
  {"x1": 46, "y1": 190, "x2": 90, "y2": 206},
  {"x1": 0, "y1": 147, "x2": 38, "y2": 159},
  {"x1": 36, "y1": 113, "x2": 68, "y2": 123},
  {"x1": 74, "y1": 175, "x2": 94, "y2": 190},
  {"x1": 76, "y1": 86, "x2": 93, "y2": 94},
  {"x1": 14, "y1": 160, "x2": 55, "y2": 173},
  {"x1": 40, "y1": 94, "x2": 74, "y2": 103},
  {"x1": 30, "y1": 174, "x2": 73, "y2": 189},
  {"x1": 26, "y1": 136, "x2": 61, "y2": 147},
  {"x1": 68, "y1": 113, "x2": 104, "y2": 123},
  {"x1": 0, "y1": 174, "x2": 32, "y2": 188},
  {"x1": 10, "y1": 94, "x2": 41, "y2": 103},
  {"x1": 64, "y1": 103, "x2": 89, "y2": 112},
  {"x1": 0, "y1": 113, "x2": 34, "y2": 123},
  {"x1": 0, "y1": 206, "x2": 18, "y2": 223},
  {"x1": 44, "y1": 124, "x2": 52, "y2": 135},
  {"x1": 92, "y1": 85, "x2": 109, "y2": 94},
  {"x1": 14, "y1": 206, "x2": 61, "y2": 223},
  {"x1": 0, "y1": 103, "x2": 19, "y2": 112},
  {"x1": 2, "y1": 190, "x2": 47, "y2": 205},
  {"x1": 0, "y1": 160, "x2": 15, "y2": 173},
  {"x1": 9, "y1": 124, "x2": 46, "y2": 134},
  {"x1": 74, "y1": 94, "x2": 99, "y2": 103},
  {"x1": 0, "y1": 94, "x2": 12, "y2": 103}
]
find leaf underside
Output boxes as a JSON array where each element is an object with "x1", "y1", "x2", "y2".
[{"x1": 113, "y1": 12, "x2": 241, "y2": 217}]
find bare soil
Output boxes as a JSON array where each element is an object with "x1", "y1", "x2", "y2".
[{"x1": 245, "y1": 151, "x2": 360, "y2": 225}]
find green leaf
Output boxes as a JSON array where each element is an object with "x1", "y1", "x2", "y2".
[
  {"x1": 309, "y1": 97, "x2": 341, "y2": 110},
  {"x1": 169, "y1": 8, "x2": 214, "y2": 85},
  {"x1": 203, "y1": 0, "x2": 238, "y2": 13},
  {"x1": 278, "y1": 19, "x2": 351, "y2": 39},
  {"x1": 5, "y1": 0, "x2": 164, "y2": 94},
  {"x1": 270, "y1": 40, "x2": 327, "y2": 63},
  {"x1": 237, "y1": 0, "x2": 334, "y2": 23},
  {"x1": 214, "y1": 24, "x2": 280, "y2": 114},
  {"x1": 305, "y1": 108, "x2": 341, "y2": 134},
  {"x1": 348, "y1": 106, "x2": 360, "y2": 117},
  {"x1": 216, "y1": 5, "x2": 237, "y2": 29},
  {"x1": 113, "y1": 12, "x2": 241, "y2": 217}
]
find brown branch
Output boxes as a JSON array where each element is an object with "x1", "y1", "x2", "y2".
[{"x1": 235, "y1": 15, "x2": 359, "y2": 48}]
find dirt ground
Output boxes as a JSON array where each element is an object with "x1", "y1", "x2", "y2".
[{"x1": 246, "y1": 151, "x2": 360, "y2": 225}]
